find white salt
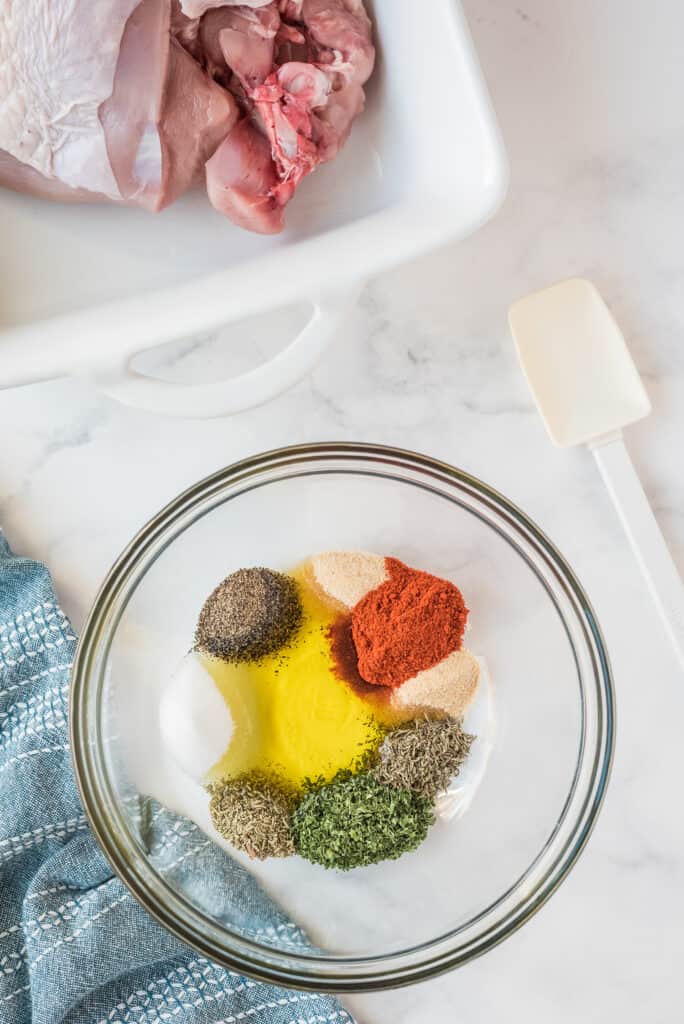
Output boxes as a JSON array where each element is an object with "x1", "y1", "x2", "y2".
[{"x1": 159, "y1": 652, "x2": 234, "y2": 782}]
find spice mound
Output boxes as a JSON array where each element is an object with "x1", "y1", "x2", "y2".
[
  {"x1": 307, "y1": 551, "x2": 388, "y2": 611},
  {"x1": 352, "y1": 558, "x2": 468, "y2": 687},
  {"x1": 292, "y1": 773, "x2": 434, "y2": 870},
  {"x1": 208, "y1": 775, "x2": 295, "y2": 860},
  {"x1": 372, "y1": 717, "x2": 474, "y2": 800},
  {"x1": 195, "y1": 567, "x2": 302, "y2": 662},
  {"x1": 166, "y1": 551, "x2": 486, "y2": 871}
]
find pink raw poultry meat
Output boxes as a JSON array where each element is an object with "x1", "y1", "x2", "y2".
[
  {"x1": 0, "y1": 0, "x2": 237, "y2": 209},
  {"x1": 204, "y1": 0, "x2": 374, "y2": 232},
  {"x1": 200, "y1": 4, "x2": 281, "y2": 89},
  {"x1": 101, "y1": 0, "x2": 239, "y2": 210},
  {"x1": 0, "y1": 0, "x2": 374, "y2": 233}
]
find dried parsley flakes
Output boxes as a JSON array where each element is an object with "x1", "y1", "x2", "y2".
[
  {"x1": 208, "y1": 775, "x2": 295, "y2": 859},
  {"x1": 292, "y1": 773, "x2": 434, "y2": 870},
  {"x1": 372, "y1": 716, "x2": 474, "y2": 799}
]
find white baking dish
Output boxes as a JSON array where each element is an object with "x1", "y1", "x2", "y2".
[{"x1": 0, "y1": 0, "x2": 507, "y2": 418}]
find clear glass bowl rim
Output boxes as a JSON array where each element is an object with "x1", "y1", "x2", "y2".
[{"x1": 70, "y1": 442, "x2": 615, "y2": 992}]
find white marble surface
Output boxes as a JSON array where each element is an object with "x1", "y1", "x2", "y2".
[{"x1": 2, "y1": 0, "x2": 683, "y2": 1019}]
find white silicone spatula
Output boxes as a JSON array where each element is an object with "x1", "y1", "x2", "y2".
[{"x1": 509, "y1": 277, "x2": 684, "y2": 671}]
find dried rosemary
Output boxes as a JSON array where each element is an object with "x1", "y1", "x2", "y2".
[
  {"x1": 208, "y1": 775, "x2": 295, "y2": 859},
  {"x1": 372, "y1": 716, "x2": 474, "y2": 799},
  {"x1": 292, "y1": 772, "x2": 434, "y2": 870}
]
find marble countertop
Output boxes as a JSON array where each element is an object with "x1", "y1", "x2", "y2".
[{"x1": 1, "y1": 0, "x2": 683, "y2": 1020}]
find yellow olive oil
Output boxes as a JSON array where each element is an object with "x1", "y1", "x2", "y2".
[{"x1": 203, "y1": 571, "x2": 391, "y2": 790}]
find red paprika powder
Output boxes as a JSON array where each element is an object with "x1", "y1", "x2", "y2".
[{"x1": 351, "y1": 557, "x2": 468, "y2": 687}]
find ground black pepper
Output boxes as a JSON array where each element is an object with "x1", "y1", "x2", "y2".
[{"x1": 195, "y1": 567, "x2": 302, "y2": 662}]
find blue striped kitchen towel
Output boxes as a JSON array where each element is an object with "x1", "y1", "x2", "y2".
[{"x1": 0, "y1": 533, "x2": 354, "y2": 1024}]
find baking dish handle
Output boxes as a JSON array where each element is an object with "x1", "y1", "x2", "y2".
[{"x1": 89, "y1": 287, "x2": 359, "y2": 418}]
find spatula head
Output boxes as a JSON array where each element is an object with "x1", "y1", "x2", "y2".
[{"x1": 509, "y1": 278, "x2": 651, "y2": 447}]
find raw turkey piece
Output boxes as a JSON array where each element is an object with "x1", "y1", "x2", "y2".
[{"x1": 0, "y1": 0, "x2": 374, "y2": 233}]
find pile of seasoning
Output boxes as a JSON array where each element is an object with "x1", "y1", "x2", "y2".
[
  {"x1": 208, "y1": 775, "x2": 295, "y2": 860},
  {"x1": 195, "y1": 567, "x2": 302, "y2": 662},
  {"x1": 292, "y1": 772, "x2": 434, "y2": 870},
  {"x1": 351, "y1": 557, "x2": 468, "y2": 687},
  {"x1": 372, "y1": 716, "x2": 474, "y2": 799},
  {"x1": 187, "y1": 551, "x2": 482, "y2": 870}
]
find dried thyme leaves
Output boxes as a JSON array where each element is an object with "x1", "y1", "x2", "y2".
[
  {"x1": 195, "y1": 568, "x2": 302, "y2": 663},
  {"x1": 292, "y1": 773, "x2": 434, "y2": 870},
  {"x1": 372, "y1": 716, "x2": 474, "y2": 799},
  {"x1": 208, "y1": 776, "x2": 295, "y2": 859}
]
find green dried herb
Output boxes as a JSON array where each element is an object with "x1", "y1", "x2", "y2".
[
  {"x1": 372, "y1": 715, "x2": 474, "y2": 799},
  {"x1": 292, "y1": 772, "x2": 434, "y2": 870},
  {"x1": 208, "y1": 775, "x2": 295, "y2": 860}
]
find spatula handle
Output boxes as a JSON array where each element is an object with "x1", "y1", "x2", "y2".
[{"x1": 592, "y1": 433, "x2": 684, "y2": 672}]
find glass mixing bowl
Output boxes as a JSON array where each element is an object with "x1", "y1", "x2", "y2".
[{"x1": 71, "y1": 443, "x2": 614, "y2": 991}]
